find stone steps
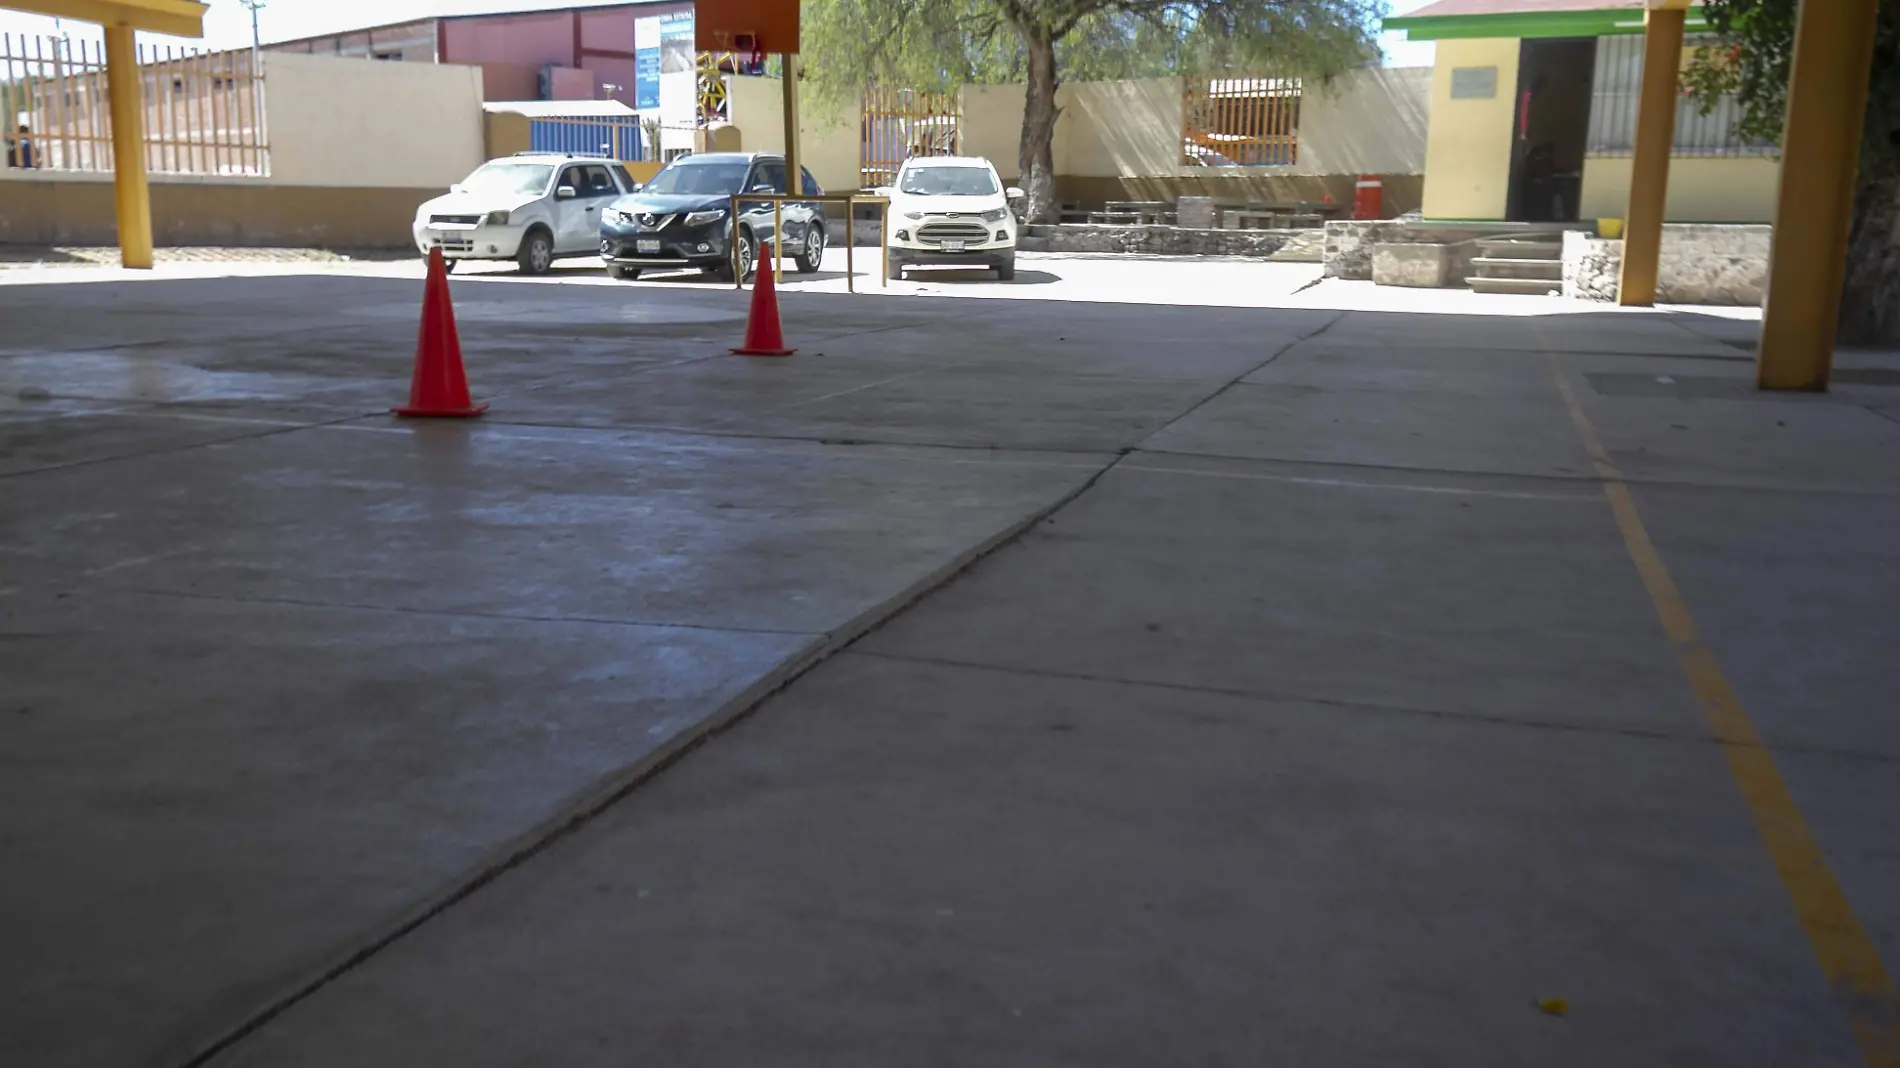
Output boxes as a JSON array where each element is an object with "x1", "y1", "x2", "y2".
[
  {"x1": 1469, "y1": 275, "x2": 1563, "y2": 296},
  {"x1": 1467, "y1": 236, "x2": 1563, "y2": 294},
  {"x1": 1469, "y1": 256, "x2": 1563, "y2": 281}
]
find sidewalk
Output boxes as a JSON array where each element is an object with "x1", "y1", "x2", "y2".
[{"x1": 3, "y1": 270, "x2": 1897, "y2": 1067}]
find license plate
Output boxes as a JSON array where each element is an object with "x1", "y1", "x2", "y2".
[
  {"x1": 940, "y1": 240, "x2": 965, "y2": 252},
  {"x1": 636, "y1": 239, "x2": 661, "y2": 254}
]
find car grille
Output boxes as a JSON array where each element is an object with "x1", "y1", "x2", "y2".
[
  {"x1": 431, "y1": 214, "x2": 481, "y2": 225},
  {"x1": 916, "y1": 219, "x2": 990, "y2": 245},
  {"x1": 432, "y1": 238, "x2": 475, "y2": 252},
  {"x1": 619, "y1": 211, "x2": 676, "y2": 230}
]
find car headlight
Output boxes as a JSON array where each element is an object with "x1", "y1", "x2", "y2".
[
  {"x1": 616, "y1": 210, "x2": 640, "y2": 225},
  {"x1": 904, "y1": 211, "x2": 924, "y2": 221},
  {"x1": 483, "y1": 210, "x2": 511, "y2": 226},
  {"x1": 684, "y1": 208, "x2": 728, "y2": 227},
  {"x1": 981, "y1": 207, "x2": 1009, "y2": 223}
]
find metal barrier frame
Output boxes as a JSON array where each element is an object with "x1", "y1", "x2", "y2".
[{"x1": 725, "y1": 193, "x2": 891, "y2": 293}]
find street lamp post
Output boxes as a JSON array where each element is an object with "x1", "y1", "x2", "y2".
[
  {"x1": 238, "y1": 0, "x2": 268, "y2": 171},
  {"x1": 238, "y1": 0, "x2": 266, "y2": 57}
]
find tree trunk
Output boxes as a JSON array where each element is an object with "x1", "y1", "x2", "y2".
[
  {"x1": 1838, "y1": 156, "x2": 1900, "y2": 346},
  {"x1": 1018, "y1": 30, "x2": 1060, "y2": 225}
]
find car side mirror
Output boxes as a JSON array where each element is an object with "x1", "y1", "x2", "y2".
[
  {"x1": 874, "y1": 187, "x2": 894, "y2": 198},
  {"x1": 1006, "y1": 187, "x2": 1025, "y2": 200},
  {"x1": 450, "y1": 184, "x2": 467, "y2": 194},
  {"x1": 628, "y1": 182, "x2": 643, "y2": 193},
  {"x1": 556, "y1": 185, "x2": 577, "y2": 199}
]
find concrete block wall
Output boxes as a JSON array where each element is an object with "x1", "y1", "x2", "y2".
[{"x1": 1562, "y1": 225, "x2": 1772, "y2": 306}]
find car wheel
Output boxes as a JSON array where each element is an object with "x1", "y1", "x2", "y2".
[
  {"x1": 794, "y1": 225, "x2": 825, "y2": 274},
  {"x1": 886, "y1": 254, "x2": 904, "y2": 280},
  {"x1": 442, "y1": 258, "x2": 458, "y2": 275},
  {"x1": 611, "y1": 265, "x2": 641, "y2": 281},
  {"x1": 713, "y1": 231, "x2": 756, "y2": 282},
  {"x1": 516, "y1": 228, "x2": 554, "y2": 275},
  {"x1": 996, "y1": 254, "x2": 1016, "y2": 282}
]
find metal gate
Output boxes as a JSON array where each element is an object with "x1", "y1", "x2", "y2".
[
  {"x1": 528, "y1": 116, "x2": 647, "y2": 161},
  {"x1": 860, "y1": 86, "x2": 960, "y2": 189},
  {"x1": 1182, "y1": 76, "x2": 1301, "y2": 167}
]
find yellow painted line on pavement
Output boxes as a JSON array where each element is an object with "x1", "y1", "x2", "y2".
[{"x1": 1542, "y1": 343, "x2": 1899, "y2": 1068}]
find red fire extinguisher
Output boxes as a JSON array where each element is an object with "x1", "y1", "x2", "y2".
[{"x1": 1352, "y1": 174, "x2": 1383, "y2": 220}]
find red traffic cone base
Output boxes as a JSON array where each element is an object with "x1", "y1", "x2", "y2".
[
  {"x1": 395, "y1": 248, "x2": 488, "y2": 417},
  {"x1": 731, "y1": 259, "x2": 795, "y2": 357}
]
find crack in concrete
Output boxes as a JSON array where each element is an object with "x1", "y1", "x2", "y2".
[{"x1": 846, "y1": 649, "x2": 1900, "y2": 766}]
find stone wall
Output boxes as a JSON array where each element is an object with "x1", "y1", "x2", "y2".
[
  {"x1": 1561, "y1": 232, "x2": 1621, "y2": 302},
  {"x1": 1322, "y1": 220, "x2": 1559, "y2": 280},
  {"x1": 1019, "y1": 225, "x2": 1301, "y2": 258},
  {"x1": 1561, "y1": 225, "x2": 1771, "y2": 306}
]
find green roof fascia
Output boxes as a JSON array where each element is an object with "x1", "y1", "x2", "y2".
[{"x1": 1384, "y1": 7, "x2": 1708, "y2": 41}]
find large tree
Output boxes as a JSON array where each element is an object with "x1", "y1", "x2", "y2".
[
  {"x1": 1682, "y1": 0, "x2": 1900, "y2": 344},
  {"x1": 800, "y1": 0, "x2": 1381, "y2": 221}
]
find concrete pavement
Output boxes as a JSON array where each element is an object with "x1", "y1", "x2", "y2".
[{"x1": 2, "y1": 259, "x2": 1897, "y2": 1067}]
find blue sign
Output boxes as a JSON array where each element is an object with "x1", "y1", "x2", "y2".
[{"x1": 635, "y1": 47, "x2": 660, "y2": 110}]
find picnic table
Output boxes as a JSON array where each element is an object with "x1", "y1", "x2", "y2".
[
  {"x1": 1220, "y1": 200, "x2": 1343, "y2": 230},
  {"x1": 1088, "y1": 200, "x2": 1177, "y2": 226}
]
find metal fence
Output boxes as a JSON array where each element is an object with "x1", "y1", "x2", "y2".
[
  {"x1": 1586, "y1": 33, "x2": 1771, "y2": 157},
  {"x1": 529, "y1": 116, "x2": 647, "y2": 161},
  {"x1": 1183, "y1": 76, "x2": 1301, "y2": 167},
  {"x1": 2, "y1": 33, "x2": 268, "y2": 176},
  {"x1": 860, "y1": 86, "x2": 960, "y2": 189}
]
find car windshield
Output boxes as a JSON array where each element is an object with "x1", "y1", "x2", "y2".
[
  {"x1": 642, "y1": 161, "x2": 752, "y2": 196},
  {"x1": 900, "y1": 166, "x2": 998, "y2": 196},
  {"x1": 460, "y1": 162, "x2": 554, "y2": 198}
]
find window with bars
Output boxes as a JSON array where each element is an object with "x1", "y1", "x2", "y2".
[{"x1": 1586, "y1": 33, "x2": 1772, "y2": 157}]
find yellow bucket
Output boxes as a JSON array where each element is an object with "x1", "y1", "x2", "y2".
[{"x1": 1598, "y1": 217, "x2": 1625, "y2": 239}]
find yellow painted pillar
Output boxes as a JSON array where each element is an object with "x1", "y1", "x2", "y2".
[
  {"x1": 103, "y1": 24, "x2": 154, "y2": 270},
  {"x1": 1756, "y1": 0, "x2": 1881, "y2": 391},
  {"x1": 1618, "y1": 5, "x2": 1686, "y2": 306}
]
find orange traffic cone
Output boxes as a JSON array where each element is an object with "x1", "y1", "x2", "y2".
[
  {"x1": 394, "y1": 248, "x2": 488, "y2": 418},
  {"x1": 731, "y1": 259, "x2": 795, "y2": 357}
]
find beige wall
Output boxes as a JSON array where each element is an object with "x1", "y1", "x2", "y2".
[
  {"x1": 1578, "y1": 155, "x2": 1780, "y2": 223},
  {"x1": 1299, "y1": 67, "x2": 1431, "y2": 177},
  {"x1": 1420, "y1": 38, "x2": 1521, "y2": 219},
  {"x1": 1057, "y1": 78, "x2": 1182, "y2": 179},
  {"x1": 0, "y1": 171, "x2": 434, "y2": 246},
  {"x1": 263, "y1": 52, "x2": 486, "y2": 188},
  {"x1": 958, "y1": 70, "x2": 1428, "y2": 185},
  {"x1": 724, "y1": 76, "x2": 862, "y2": 194}
]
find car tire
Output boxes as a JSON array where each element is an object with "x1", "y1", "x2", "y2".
[
  {"x1": 794, "y1": 225, "x2": 825, "y2": 274},
  {"x1": 442, "y1": 258, "x2": 458, "y2": 275},
  {"x1": 996, "y1": 254, "x2": 1016, "y2": 281},
  {"x1": 611, "y1": 265, "x2": 641, "y2": 281},
  {"x1": 516, "y1": 227, "x2": 555, "y2": 276},
  {"x1": 713, "y1": 230, "x2": 757, "y2": 283},
  {"x1": 886, "y1": 253, "x2": 905, "y2": 280}
]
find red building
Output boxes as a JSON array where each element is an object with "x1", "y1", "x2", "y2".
[{"x1": 266, "y1": 0, "x2": 692, "y2": 108}]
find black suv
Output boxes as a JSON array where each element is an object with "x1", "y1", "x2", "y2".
[{"x1": 599, "y1": 152, "x2": 826, "y2": 282}]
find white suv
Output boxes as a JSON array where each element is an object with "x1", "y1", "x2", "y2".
[
  {"x1": 882, "y1": 156, "x2": 1023, "y2": 281},
  {"x1": 413, "y1": 153, "x2": 638, "y2": 275}
]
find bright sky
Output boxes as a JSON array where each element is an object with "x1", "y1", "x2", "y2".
[{"x1": 0, "y1": 0, "x2": 1437, "y2": 65}]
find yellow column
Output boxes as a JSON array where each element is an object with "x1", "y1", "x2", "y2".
[
  {"x1": 103, "y1": 23, "x2": 154, "y2": 270},
  {"x1": 780, "y1": 53, "x2": 800, "y2": 193},
  {"x1": 1617, "y1": 5, "x2": 1686, "y2": 306},
  {"x1": 1756, "y1": 0, "x2": 1881, "y2": 391}
]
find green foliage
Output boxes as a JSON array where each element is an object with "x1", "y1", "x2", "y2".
[
  {"x1": 1681, "y1": 0, "x2": 1900, "y2": 168},
  {"x1": 799, "y1": 0, "x2": 1384, "y2": 105}
]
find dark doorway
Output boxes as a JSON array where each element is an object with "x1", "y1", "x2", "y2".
[{"x1": 1507, "y1": 37, "x2": 1597, "y2": 223}]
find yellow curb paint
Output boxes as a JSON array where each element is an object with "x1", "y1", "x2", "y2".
[{"x1": 1541, "y1": 340, "x2": 1899, "y2": 1068}]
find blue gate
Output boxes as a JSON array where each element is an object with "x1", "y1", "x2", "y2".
[{"x1": 528, "y1": 116, "x2": 647, "y2": 162}]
